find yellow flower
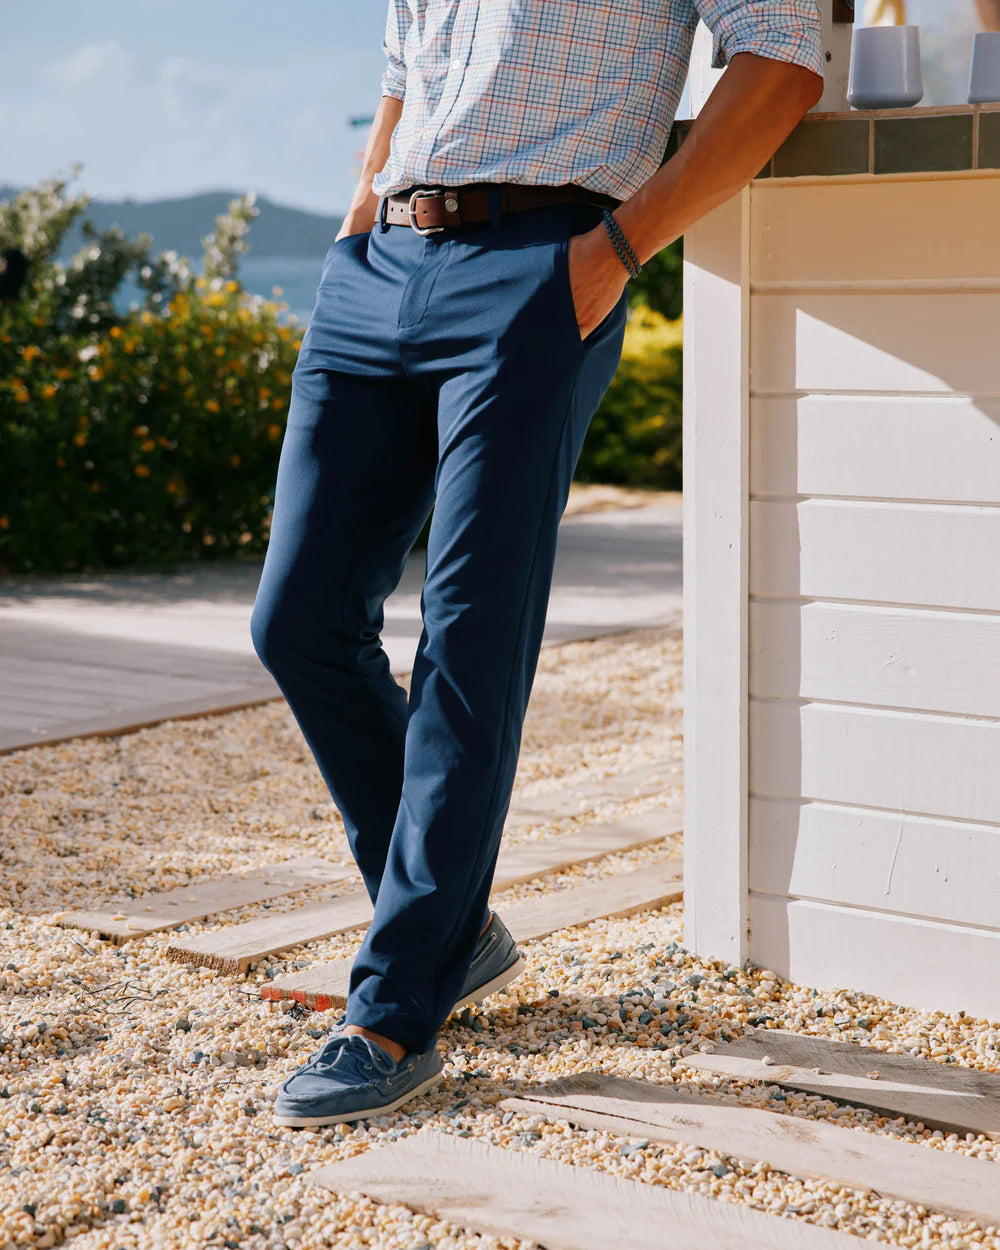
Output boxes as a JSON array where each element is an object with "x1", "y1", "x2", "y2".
[
  {"x1": 55, "y1": 456, "x2": 67, "y2": 468},
  {"x1": 259, "y1": 387, "x2": 271, "y2": 402},
  {"x1": 13, "y1": 385, "x2": 29, "y2": 403},
  {"x1": 141, "y1": 438, "x2": 156, "y2": 452},
  {"x1": 166, "y1": 476, "x2": 185, "y2": 496},
  {"x1": 124, "y1": 340, "x2": 135, "y2": 354},
  {"x1": 271, "y1": 285, "x2": 283, "y2": 296},
  {"x1": 267, "y1": 423, "x2": 282, "y2": 440},
  {"x1": 90, "y1": 481, "x2": 101, "y2": 493},
  {"x1": 22, "y1": 344, "x2": 42, "y2": 361},
  {"x1": 133, "y1": 425, "x2": 150, "y2": 437},
  {"x1": 229, "y1": 453, "x2": 241, "y2": 467},
  {"x1": 134, "y1": 463, "x2": 151, "y2": 478},
  {"x1": 272, "y1": 397, "x2": 284, "y2": 410},
  {"x1": 0, "y1": 516, "x2": 9, "y2": 529},
  {"x1": 109, "y1": 325, "x2": 123, "y2": 339},
  {"x1": 225, "y1": 279, "x2": 240, "y2": 294},
  {"x1": 157, "y1": 435, "x2": 171, "y2": 448},
  {"x1": 77, "y1": 415, "x2": 89, "y2": 430},
  {"x1": 41, "y1": 384, "x2": 57, "y2": 400},
  {"x1": 214, "y1": 346, "x2": 225, "y2": 357},
  {"x1": 55, "y1": 367, "x2": 73, "y2": 380},
  {"x1": 88, "y1": 365, "x2": 105, "y2": 381},
  {"x1": 73, "y1": 431, "x2": 87, "y2": 446},
  {"x1": 205, "y1": 398, "x2": 220, "y2": 413}
]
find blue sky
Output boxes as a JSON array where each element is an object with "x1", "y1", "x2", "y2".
[
  {"x1": 1, "y1": 0, "x2": 978, "y2": 217},
  {"x1": 2, "y1": 1, "x2": 397, "y2": 216}
]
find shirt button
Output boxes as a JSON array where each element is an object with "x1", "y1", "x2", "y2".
[{"x1": 451, "y1": 58, "x2": 462, "y2": 70}]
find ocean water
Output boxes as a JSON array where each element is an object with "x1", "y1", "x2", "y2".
[{"x1": 112, "y1": 254, "x2": 328, "y2": 328}]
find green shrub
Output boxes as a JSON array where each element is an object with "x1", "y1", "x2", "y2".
[
  {"x1": 0, "y1": 173, "x2": 684, "y2": 573},
  {"x1": 0, "y1": 174, "x2": 299, "y2": 573},
  {"x1": 576, "y1": 307, "x2": 683, "y2": 490}
]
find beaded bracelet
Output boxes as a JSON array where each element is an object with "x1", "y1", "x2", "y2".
[{"x1": 601, "y1": 208, "x2": 643, "y2": 279}]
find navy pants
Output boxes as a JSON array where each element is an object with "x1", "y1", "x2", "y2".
[{"x1": 250, "y1": 190, "x2": 628, "y2": 1054}]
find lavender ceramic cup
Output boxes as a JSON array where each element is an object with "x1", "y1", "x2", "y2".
[
  {"x1": 848, "y1": 25, "x2": 923, "y2": 110},
  {"x1": 969, "y1": 32, "x2": 1000, "y2": 105}
]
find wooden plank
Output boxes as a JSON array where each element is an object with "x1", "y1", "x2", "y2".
[
  {"x1": 494, "y1": 807, "x2": 681, "y2": 886},
  {"x1": 750, "y1": 798, "x2": 1000, "y2": 931},
  {"x1": 750, "y1": 498, "x2": 1000, "y2": 613},
  {"x1": 750, "y1": 177, "x2": 1000, "y2": 284},
  {"x1": 747, "y1": 895, "x2": 1000, "y2": 1027},
  {"x1": 169, "y1": 808, "x2": 681, "y2": 974},
  {"x1": 677, "y1": 1028, "x2": 1000, "y2": 1141},
  {"x1": 508, "y1": 760, "x2": 682, "y2": 821},
  {"x1": 682, "y1": 184, "x2": 752, "y2": 969},
  {"x1": 749, "y1": 395, "x2": 1000, "y2": 505},
  {"x1": 500, "y1": 1072, "x2": 1000, "y2": 1228},
  {"x1": 58, "y1": 856, "x2": 348, "y2": 944},
  {"x1": 749, "y1": 599, "x2": 1000, "y2": 719},
  {"x1": 261, "y1": 857, "x2": 683, "y2": 1011},
  {"x1": 306, "y1": 1130, "x2": 860, "y2": 1250},
  {"x1": 166, "y1": 886, "x2": 374, "y2": 973},
  {"x1": 749, "y1": 698, "x2": 1000, "y2": 827},
  {"x1": 749, "y1": 291, "x2": 1000, "y2": 395}
]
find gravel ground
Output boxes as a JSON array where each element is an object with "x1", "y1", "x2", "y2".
[{"x1": 1, "y1": 624, "x2": 999, "y2": 1250}]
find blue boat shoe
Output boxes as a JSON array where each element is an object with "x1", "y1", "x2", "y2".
[
  {"x1": 325, "y1": 909, "x2": 525, "y2": 1034},
  {"x1": 273, "y1": 1032, "x2": 443, "y2": 1127}
]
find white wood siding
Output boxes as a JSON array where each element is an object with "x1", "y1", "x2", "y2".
[{"x1": 685, "y1": 171, "x2": 1000, "y2": 1017}]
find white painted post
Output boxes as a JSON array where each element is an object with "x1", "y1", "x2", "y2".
[
  {"x1": 680, "y1": 2, "x2": 851, "y2": 968},
  {"x1": 681, "y1": 181, "x2": 751, "y2": 968}
]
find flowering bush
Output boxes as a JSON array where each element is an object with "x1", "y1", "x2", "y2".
[
  {"x1": 577, "y1": 306, "x2": 683, "y2": 489},
  {"x1": 0, "y1": 172, "x2": 300, "y2": 573}
]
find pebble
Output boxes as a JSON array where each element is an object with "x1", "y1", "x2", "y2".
[{"x1": 3, "y1": 625, "x2": 1000, "y2": 1249}]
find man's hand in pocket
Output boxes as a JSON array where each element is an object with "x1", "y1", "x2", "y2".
[{"x1": 566, "y1": 225, "x2": 629, "y2": 341}]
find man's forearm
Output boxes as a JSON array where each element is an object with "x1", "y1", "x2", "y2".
[
  {"x1": 337, "y1": 95, "x2": 404, "y2": 238},
  {"x1": 616, "y1": 53, "x2": 824, "y2": 263}
]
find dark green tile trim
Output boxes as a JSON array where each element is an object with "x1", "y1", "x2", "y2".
[
  {"x1": 774, "y1": 119, "x2": 870, "y2": 177},
  {"x1": 666, "y1": 110, "x2": 1000, "y2": 180},
  {"x1": 980, "y1": 111, "x2": 1000, "y2": 170},
  {"x1": 874, "y1": 114, "x2": 973, "y2": 174}
]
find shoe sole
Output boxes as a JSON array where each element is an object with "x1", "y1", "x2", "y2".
[
  {"x1": 272, "y1": 1069, "x2": 444, "y2": 1128},
  {"x1": 450, "y1": 952, "x2": 526, "y2": 1014}
]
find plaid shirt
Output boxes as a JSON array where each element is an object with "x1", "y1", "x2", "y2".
[{"x1": 371, "y1": 0, "x2": 824, "y2": 202}]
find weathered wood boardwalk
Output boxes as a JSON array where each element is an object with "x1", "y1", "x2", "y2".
[{"x1": 0, "y1": 500, "x2": 682, "y2": 753}]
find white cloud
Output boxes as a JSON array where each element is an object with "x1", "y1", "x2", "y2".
[
  {"x1": 159, "y1": 58, "x2": 234, "y2": 129},
  {"x1": 44, "y1": 41, "x2": 131, "y2": 91}
]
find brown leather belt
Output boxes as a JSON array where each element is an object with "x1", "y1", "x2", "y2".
[{"x1": 381, "y1": 182, "x2": 620, "y2": 235}]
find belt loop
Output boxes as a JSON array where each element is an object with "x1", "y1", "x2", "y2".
[
  {"x1": 488, "y1": 185, "x2": 502, "y2": 229},
  {"x1": 377, "y1": 195, "x2": 390, "y2": 233}
]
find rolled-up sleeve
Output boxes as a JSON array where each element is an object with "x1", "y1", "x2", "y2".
[
  {"x1": 380, "y1": 0, "x2": 412, "y2": 100},
  {"x1": 693, "y1": 0, "x2": 824, "y2": 77}
]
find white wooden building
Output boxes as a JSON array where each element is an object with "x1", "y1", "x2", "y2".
[{"x1": 681, "y1": 13, "x2": 1000, "y2": 1019}]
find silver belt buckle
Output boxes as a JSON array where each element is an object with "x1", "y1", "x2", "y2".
[{"x1": 408, "y1": 187, "x2": 447, "y2": 235}]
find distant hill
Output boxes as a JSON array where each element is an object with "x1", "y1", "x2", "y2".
[{"x1": 0, "y1": 185, "x2": 344, "y2": 261}]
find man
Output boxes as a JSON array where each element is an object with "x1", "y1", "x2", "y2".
[{"x1": 252, "y1": 0, "x2": 824, "y2": 1127}]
